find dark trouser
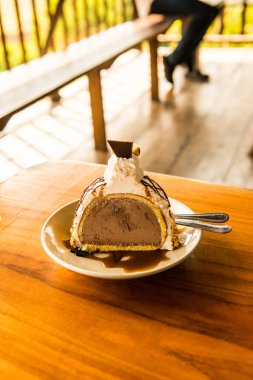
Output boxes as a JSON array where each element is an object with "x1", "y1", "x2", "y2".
[{"x1": 150, "y1": 0, "x2": 219, "y2": 67}]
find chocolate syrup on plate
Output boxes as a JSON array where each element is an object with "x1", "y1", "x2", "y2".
[{"x1": 63, "y1": 239, "x2": 170, "y2": 273}]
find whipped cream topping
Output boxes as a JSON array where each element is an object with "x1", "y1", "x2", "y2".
[
  {"x1": 71, "y1": 153, "x2": 175, "y2": 250},
  {"x1": 104, "y1": 154, "x2": 144, "y2": 194}
]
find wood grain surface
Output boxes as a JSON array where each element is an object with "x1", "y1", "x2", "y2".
[{"x1": 1, "y1": 162, "x2": 253, "y2": 380}]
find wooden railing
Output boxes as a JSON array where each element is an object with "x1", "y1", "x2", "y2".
[
  {"x1": 205, "y1": 0, "x2": 253, "y2": 43},
  {"x1": 0, "y1": 0, "x2": 137, "y2": 71},
  {"x1": 159, "y1": 0, "x2": 253, "y2": 45},
  {"x1": 1, "y1": 0, "x2": 253, "y2": 72}
]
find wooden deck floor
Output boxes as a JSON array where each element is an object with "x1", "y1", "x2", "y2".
[{"x1": 0, "y1": 48, "x2": 252, "y2": 188}]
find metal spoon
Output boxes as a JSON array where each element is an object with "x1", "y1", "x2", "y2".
[
  {"x1": 174, "y1": 212, "x2": 229, "y2": 223},
  {"x1": 175, "y1": 219, "x2": 232, "y2": 233}
]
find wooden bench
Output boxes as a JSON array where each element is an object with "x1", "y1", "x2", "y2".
[{"x1": 0, "y1": 14, "x2": 175, "y2": 151}]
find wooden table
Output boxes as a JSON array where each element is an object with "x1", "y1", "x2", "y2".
[{"x1": 1, "y1": 162, "x2": 253, "y2": 379}]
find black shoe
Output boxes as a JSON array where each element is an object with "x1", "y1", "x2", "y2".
[
  {"x1": 163, "y1": 56, "x2": 175, "y2": 84},
  {"x1": 185, "y1": 69, "x2": 209, "y2": 82}
]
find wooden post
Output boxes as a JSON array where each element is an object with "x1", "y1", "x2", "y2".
[
  {"x1": 42, "y1": 0, "x2": 65, "y2": 55},
  {"x1": 241, "y1": 0, "x2": 247, "y2": 35},
  {"x1": 0, "y1": 11, "x2": 10, "y2": 69},
  {"x1": 88, "y1": 69, "x2": 107, "y2": 151},
  {"x1": 13, "y1": 0, "x2": 27, "y2": 63},
  {"x1": 149, "y1": 37, "x2": 159, "y2": 102}
]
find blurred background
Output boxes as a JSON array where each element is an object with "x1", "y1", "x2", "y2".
[{"x1": 0, "y1": 0, "x2": 253, "y2": 187}]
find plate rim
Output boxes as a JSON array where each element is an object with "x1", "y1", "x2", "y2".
[{"x1": 41, "y1": 198, "x2": 202, "y2": 279}]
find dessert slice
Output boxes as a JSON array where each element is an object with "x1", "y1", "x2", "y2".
[
  {"x1": 70, "y1": 141, "x2": 178, "y2": 253},
  {"x1": 76, "y1": 193, "x2": 167, "y2": 252}
]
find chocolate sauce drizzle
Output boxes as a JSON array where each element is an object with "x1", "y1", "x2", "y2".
[
  {"x1": 141, "y1": 175, "x2": 170, "y2": 206},
  {"x1": 75, "y1": 177, "x2": 106, "y2": 216},
  {"x1": 75, "y1": 175, "x2": 169, "y2": 217},
  {"x1": 74, "y1": 174, "x2": 170, "y2": 218}
]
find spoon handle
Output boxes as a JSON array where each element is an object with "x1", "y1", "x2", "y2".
[
  {"x1": 175, "y1": 220, "x2": 232, "y2": 233},
  {"x1": 174, "y1": 213, "x2": 229, "y2": 223}
]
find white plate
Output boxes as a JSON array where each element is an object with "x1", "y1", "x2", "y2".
[{"x1": 41, "y1": 199, "x2": 201, "y2": 279}]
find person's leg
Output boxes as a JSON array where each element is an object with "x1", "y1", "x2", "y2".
[{"x1": 150, "y1": 0, "x2": 219, "y2": 83}]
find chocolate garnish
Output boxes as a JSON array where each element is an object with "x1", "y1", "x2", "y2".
[
  {"x1": 141, "y1": 175, "x2": 170, "y2": 206},
  {"x1": 108, "y1": 140, "x2": 133, "y2": 158}
]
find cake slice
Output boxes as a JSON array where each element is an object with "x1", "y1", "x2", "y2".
[{"x1": 70, "y1": 141, "x2": 179, "y2": 252}]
